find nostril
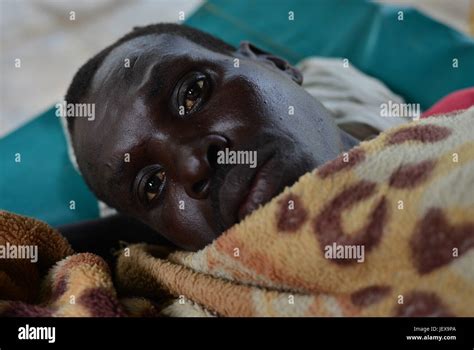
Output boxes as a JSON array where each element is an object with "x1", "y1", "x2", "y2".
[
  {"x1": 192, "y1": 179, "x2": 209, "y2": 194},
  {"x1": 207, "y1": 144, "x2": 220, "y2": 167}
]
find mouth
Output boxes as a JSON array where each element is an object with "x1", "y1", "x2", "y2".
[
  {"x1": 217, "y1": 148, "x2": 289, "y2": 228},
  {"x1": 236, "y1": 153, "x2": 277, "y2": 221}
]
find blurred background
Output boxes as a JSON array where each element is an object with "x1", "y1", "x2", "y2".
[
  {"x1": 0, "y1": 0, "x2": 202, "y2": 137},
  {"x1": 1, "y1": 0, "x2": 473, "y2": 137}
]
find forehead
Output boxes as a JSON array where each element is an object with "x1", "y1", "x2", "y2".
[{"x1": 91, "y1": 33, "x2": 219, "y2": 93}]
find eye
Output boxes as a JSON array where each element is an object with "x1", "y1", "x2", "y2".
[
  {"x1": 177, "y1": 73, "x2": 210, "y2": 115},
  {"x1": 184, "y1": 79, "x2": 204, "y2": 111},
  {"x1": 136, "y1": 167, "x2": 166, "y2": 204},
  {"x1": 144, "y1": 169, "x2": 166, "y2": 201}
]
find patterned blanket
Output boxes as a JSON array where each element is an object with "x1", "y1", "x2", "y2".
[{"x1": 1, "y1": 108, "x2": 473, "y2": 317}]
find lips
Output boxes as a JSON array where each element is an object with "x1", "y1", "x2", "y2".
[
  {"x1": 237, "y1": 154, "x2": 277, "y2": 221},
  {"x1": 217, "y1": 147, "x2": 288, "y2": 228}
]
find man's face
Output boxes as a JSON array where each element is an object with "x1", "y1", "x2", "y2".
[{"x1": 73, "y1": 33, "x2": 347, "y2": 250}]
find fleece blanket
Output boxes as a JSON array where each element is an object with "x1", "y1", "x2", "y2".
[{"x1": 1, "y1": 108, "x2": 473, "y2": 317}]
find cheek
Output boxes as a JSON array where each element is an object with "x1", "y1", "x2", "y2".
[
  {"x1": 207, "y1": 78, "x2": 269, "y2": 139},
  {"x1": 219, "y1": 69, "x2": 297, "y2": 126},
  {"x1": 147, "y1": 187, "x2": 217, "y2": 250},
  {"x1": 218, "y1": 65, "x2": 270, "y2": 107}
]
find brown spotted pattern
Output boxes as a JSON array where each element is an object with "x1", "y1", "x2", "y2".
[
  {"x1": 1, "y1": 301, "x2": 53, "y2": 317},
  {"x1": 79, "y1": 288, "x2": 126, "y2": 317},
  {"x1": 318, "y1": 148, "x2": 365, "y2": 178},
  {"x1": 50, "y1": 276, "x2": 68, "y2": 301},
  {"x1": 314, "y1": 181, "x2": 388, "y2": 264},
  {"x1": 277, "y1": 194, "x2": 308, "y2": 232},
  {"x1": 389, "y1": 160, "x2": 436, "y2": 189},
  {"x1": 388, "y1": 125, "x2": 451, "y2": 145},
  {"x1": 411, "y1": 208, "x2": 474, "y2": 274},
  {"x1": 351, "y1": 286, "x2": 391, "y2": 308},
  {"x1": 396, "y1": 291, "x2": 453, "y2": 317}
]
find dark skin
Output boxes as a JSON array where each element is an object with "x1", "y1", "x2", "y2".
[{"x1": 68, "y1": 33, "x2": 357, "y2": 252}]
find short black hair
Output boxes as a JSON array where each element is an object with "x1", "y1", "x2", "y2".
[{"x1": 65, "y1": 23, "x2": 235, "y2": 132}]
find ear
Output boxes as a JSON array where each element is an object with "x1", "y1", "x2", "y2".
[{"x1": 235, "y1": 41, "x2": 303, "y2": 85}]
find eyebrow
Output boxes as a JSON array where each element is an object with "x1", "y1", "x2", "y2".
[
  {"x1": 105, "y1": 155, "x2": 130, "y2": 191},
  {"x1": 104, "y1": 138, "x2": 152, "y2": 194},
  {"x1": 136, "y1": 58, "x2": 175, "y2": 101}
]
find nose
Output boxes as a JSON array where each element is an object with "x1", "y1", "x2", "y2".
[{"x1": 177, "y1": 134, "x2": 228, "y2": 199}]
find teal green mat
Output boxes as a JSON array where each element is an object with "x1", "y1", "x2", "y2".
[
  {"x1": 0, "y1": 108, "x2": 100, "y2": 226},
  {"x1": 1, "y1": 0, "x2": 473, "y2": 227}
]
